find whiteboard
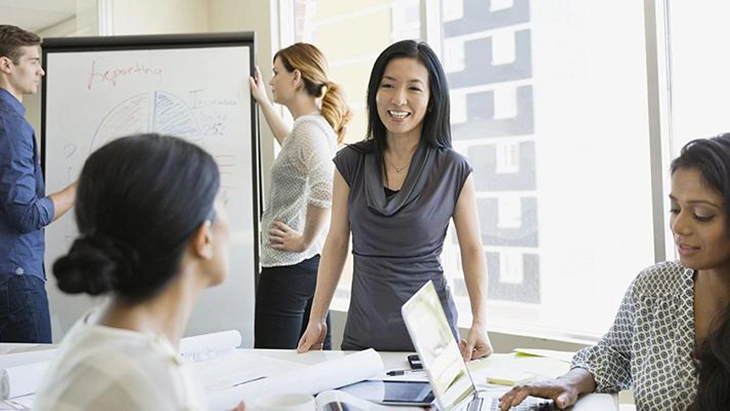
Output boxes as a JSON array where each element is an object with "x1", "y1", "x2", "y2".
[{"x1": 41, "y1": 33, "x2": 260, "y2": 346}]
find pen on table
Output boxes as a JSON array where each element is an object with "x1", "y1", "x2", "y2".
[
  {"x1": 232, "y1": 375, "x2": 266, "y2": 387},
  {"x1": 386, "y1": 369, "x2": 425, "y2": 376}
]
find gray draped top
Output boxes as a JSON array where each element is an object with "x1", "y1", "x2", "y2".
[{"x1": 334, "y1": 142, "x2": 473, "y2": 351}]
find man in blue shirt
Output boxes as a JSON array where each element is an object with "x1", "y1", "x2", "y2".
[{"x1": 0, "y1": 25, "x2": 76, "y2": 343}]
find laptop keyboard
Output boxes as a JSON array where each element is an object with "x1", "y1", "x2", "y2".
[{"x1": 481, "y1": 397, "x2": 554, "y2": 411}]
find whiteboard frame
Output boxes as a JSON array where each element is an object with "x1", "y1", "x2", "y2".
[{"x1": 39, "y1": 32, "x2": 262, "y2": 345}]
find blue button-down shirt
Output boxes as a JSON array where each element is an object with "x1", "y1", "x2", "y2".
[{"x1": 0, "y1": 87, "x2": 54, "y2": 280}]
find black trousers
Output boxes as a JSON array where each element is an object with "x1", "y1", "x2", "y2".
[{"x1": 254, "y1": 255, "x2": 332, "y2": 349}]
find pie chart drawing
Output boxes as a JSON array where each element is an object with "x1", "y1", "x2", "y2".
[{"x1": 90, "y1": 90, "x2": 201, "y2": 151}]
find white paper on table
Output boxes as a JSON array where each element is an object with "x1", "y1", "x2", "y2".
[
  {"x1": 0, "y1": 345, "x2": 53, "y2": 356},
  {"x1": 0, "y1": 393, "x2": 32, "y2": 409},
  {"x1": 0, "y1": 362, "x2": 48, "y2": 399},
  {"x1": 209, "y1": 349, "x2": 384, "y2": 410},
  {"x1": 0, "y1": 350, "x2": 56, "y2": 370},
  {"x1": 191, "y1": 351, "x2": 303, "y2": 394},
  {"x1": 180, "y1": 330, "x2": 242, "y2": 362},
  {"x1": 513, "y1": 348, "x2": 575, "y2": 363}
]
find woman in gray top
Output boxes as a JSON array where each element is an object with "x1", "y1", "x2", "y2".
[
  {"x1": 499, "y1": 134, "x2": 730, "y2": 410},
  {"x1": 298, "y1": 40, "x2": 492, "y2": 359}
]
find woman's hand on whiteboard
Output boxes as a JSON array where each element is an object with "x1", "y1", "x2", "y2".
[
  {"x1": 269, "y1": 220, "x2": 305, "y2": 252},
  {"x1": 231, "y1": 401, "x2": 246, "y2": 411},
  {"x1": 297, "y1": 321, "x2": 328, "y2": 353},
  {"x1": 249, "y1": 66, "x2": 270, "y2": 104}
]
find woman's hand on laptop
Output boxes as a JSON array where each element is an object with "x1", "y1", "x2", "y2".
[
  {"x1": 459, "y1": 321, "x2": 493, "y2": 361},
  {"x1": 498, "y1": 368, "x2": 596, "y2": 410},
  {"x1": 498, "y1": 379, "x2": 577, "y2": 410}
]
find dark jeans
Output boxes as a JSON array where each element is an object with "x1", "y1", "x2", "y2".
[
  {"x1": 0, "y1": 274, "x2": 51, "y2": 343},
  {"x1": 255, "y1": 255, "x2": 332, "y2": 349}
]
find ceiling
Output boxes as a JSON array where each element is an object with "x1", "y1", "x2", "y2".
[{"x1": 0, "y1": 0, "x2": 77, "y2": 32}]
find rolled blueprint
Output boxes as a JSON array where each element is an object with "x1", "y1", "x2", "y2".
[{"x1": 0, "y1": 361, "x2": 49, "y2": 399}]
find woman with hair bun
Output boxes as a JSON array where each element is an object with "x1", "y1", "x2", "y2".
[
  {"x1": 34, "y1": 134, "x2": 238, "y2": 410},
  {"x1": 250, "y1": 42, "x2": 352, "y2": 349}
]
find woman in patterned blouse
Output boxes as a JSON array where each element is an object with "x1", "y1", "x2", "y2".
[
  {"x1": 499, "y1": 133, "x2": 730, "y2": 411},
  {"x1": 249, "y1": 43, "x2": 352, "y2": 349}
]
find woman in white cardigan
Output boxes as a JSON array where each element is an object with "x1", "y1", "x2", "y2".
[{"x1": 250, "y1": 42, "x2": 351, "y2": 349}]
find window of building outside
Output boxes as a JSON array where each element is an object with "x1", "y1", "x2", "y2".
[
  {"x1": 290, "y1": 0, "x2": 656, "y2": 341},
  {"x1": 666, "y1": 0, "x2": 730, "y2": 156}
]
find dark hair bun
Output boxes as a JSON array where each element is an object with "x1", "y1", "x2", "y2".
[{"x1": 52, "y1": 234, "x2": 140, "y2": 296}]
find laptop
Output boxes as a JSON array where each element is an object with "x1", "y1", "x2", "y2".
[{"x1": 401, "y1": 281, "x2": 617, "y2": 411}]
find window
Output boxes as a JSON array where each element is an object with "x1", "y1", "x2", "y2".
[
  {"x1": 441, "y1": 0, "x2": 655, "y2": 339},
  {"x1": 666, "y1": 0, "x2": 730, "y2": 155},
  {"x1": 286, "y1": 0, "x2": 660, "y2": 341}
]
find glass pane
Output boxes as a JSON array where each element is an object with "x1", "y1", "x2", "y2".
[
  {"x1": 667, "y1": 0, "x2": 730, "y2": 156},
  {"x1": 441, "y1": 0, "x2": 655, "y2": 338}
]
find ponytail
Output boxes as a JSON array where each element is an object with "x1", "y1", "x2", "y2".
[
  {"x1": 274, "y1": 43, "x2": 353, "y2": 144},
  {"x1": 320, "y1": 81, "x2": 353, "y2": 144}
]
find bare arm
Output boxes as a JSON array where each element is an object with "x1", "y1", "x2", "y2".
[
  {"x1": 297, "y1": 171, "x2": 350, "y2": 352},
  {"x1": 49, "y1": 181, "x2": 77, "y2": 222},
  {"x1": 452, "y1": 174, "x2": 493, "y2": 360},
  {"x1": 269, "y1": 203, "x2": 330, "y2": 252},
  {"x1": 499, "y1": 368, "x2": 597, "y2": 410},
  {"x1": 249, "y1": 66, "x2": 290, "y2": 145}
]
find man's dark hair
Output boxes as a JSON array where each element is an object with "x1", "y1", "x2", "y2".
[{"x1": 0, "y1": 25, "x2": 41, "y2": 64}]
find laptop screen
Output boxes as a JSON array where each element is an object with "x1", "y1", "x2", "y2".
[{"x1": 401, "y1": 281, "x2": 477, "y2": 410}]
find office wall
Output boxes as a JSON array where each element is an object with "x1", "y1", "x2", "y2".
[
  {"x1": 112, "y1": 0, "x2": 210, "y2": 35},
  {"x1": 209, "y1": 0, "x2": 280, "y2": 193},
  {"x1": 25, "y1": 14, "x2": 89, "y2": 143}
]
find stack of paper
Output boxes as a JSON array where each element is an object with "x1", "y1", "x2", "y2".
[
  {"x1": 208, "y1": 349, "x2": 384, "y2": 410},
  {"x1": 468, "y1": 349, "x2": 573, "y2": 387},
  {"x1": 189, "y1": 351, "x2": 303, "y2": 394},
  {"x1": 180, "y1": 330, "x2": 242, "y2": 363}
]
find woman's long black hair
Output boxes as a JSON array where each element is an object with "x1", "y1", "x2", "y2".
[
  {"x1": 675, "y1": 133, "x2": 730, "y2": 410},
  {"x1": 351, "y1": 40, "x2": 452, "y2": 161}
]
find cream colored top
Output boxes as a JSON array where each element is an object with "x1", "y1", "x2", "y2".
[
  {"x1": 260, "y1": 112, "x2": 338, "y2": 267},
  {"x1": 34, "y1": 311, "x2": 207, "y2": 411}
]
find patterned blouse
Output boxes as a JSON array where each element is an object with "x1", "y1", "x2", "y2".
[
  {"x1": 260, "y1": 113, "x2": 337, "y2": 267},
  {"x1": 572, "y1": 260, "x2": 698, "y2": 410}
]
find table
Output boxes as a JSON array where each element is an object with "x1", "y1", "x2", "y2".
[{"x1": 217, "y1": 349, "x2": 618, "y2": 411}]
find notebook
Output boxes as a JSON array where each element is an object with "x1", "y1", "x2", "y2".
[{"x1": 401, "y1": 281, "x2": 616, "y2": 411}]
